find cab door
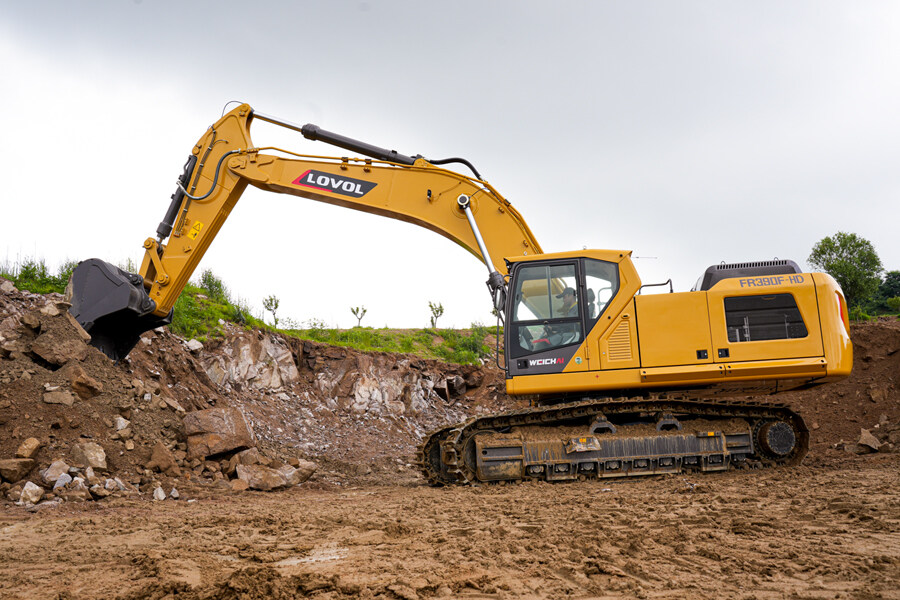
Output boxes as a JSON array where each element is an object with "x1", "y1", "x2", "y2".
[{"x1": 505, "y1": 260, "x2": 588, "y2": 377}]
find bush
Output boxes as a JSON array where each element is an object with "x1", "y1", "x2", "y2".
[
  {"x1": 0, "y1": 258, "x2": 75, "y2": 295},
  {"x1": 887, "y1": 297, "x2": 900, "y2": 313},
  {"x1": 199, "y1": 269, "x2": 229, "y2": 303}
]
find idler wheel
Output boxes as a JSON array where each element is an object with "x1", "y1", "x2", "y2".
[{"x1": 757, "y1": 421, "x2": 797, "y2": 457}]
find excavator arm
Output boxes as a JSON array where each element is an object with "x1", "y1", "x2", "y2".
[{"x1": 68, "y1": 103, "x2": 541, "y2": 360}]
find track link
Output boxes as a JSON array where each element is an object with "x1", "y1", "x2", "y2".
[{"x1": 416, "y1": 396, "x2": 808, "y2": 485}]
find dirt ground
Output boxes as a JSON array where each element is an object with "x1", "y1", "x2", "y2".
[
  {"x1": 1, "y1": 281, "x2": 899, "y2": 599},
  {"x1": 0, "y1": 452, "x2": 898, "y2": 600}
]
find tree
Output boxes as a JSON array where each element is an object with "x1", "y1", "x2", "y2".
[
  {"x1": 808, "y1": 232, "x2": 882, "y2": 308},
  {"x1": 263, "y1": 294, "x2": 280, "y2": 327},
  {"x1": 877, "y1": 270, "x2": 900, "y2": 309},
  {"x1": 428, "y1": 301, "x2": 444, "y2": 328},
  {"x1": 350, "y1": 306, "x2": 367, "y2": 327}
]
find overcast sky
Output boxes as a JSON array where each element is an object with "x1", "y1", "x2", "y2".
[{"x1": 1, "y1": 1, "x2": 898, "y2": 328}]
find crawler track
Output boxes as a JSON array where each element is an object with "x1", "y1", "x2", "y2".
[{"x1": 416, "y1": 396, "x2": 808, "y2": 485}]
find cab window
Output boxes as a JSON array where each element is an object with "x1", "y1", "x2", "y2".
[
  {"x1": 511, "y1": 263, "x2": 582, "y2": 358},
  {"x1": 583, "y1": 259, "x2": 618, "y2": 325}
]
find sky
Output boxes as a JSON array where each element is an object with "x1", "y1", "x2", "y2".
[{"x1": 1, "y1": 1, "x2": 898, "y2": 328}]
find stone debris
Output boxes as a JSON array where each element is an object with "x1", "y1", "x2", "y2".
[
  {"x1": 42, "y1": 390, "x2": 75, "y2": 407},
  {"x1": 183, "y1": 407, "x2": 255, "y2": 459},
  {"x1": 68, "y1": 366, "x2": 103, "y2": 399},
  {"x1": 186, "y1": 339, "x2": 204, "y2": 353},
  {"x1": 15, "y1": 437, "x2": 42, "y2": 459},
  {"x1": 20, "y1": 481, "x2": 43, "y2": 505},
  {"x1": 0, "y1": 458, "x2": 35, "y2": 482},
  {"x1": 169, "y1": 488, "x2": 180, "y2": 500},
  {"x1": 145, "y1": 441, "x2": 182, "y2": 477},
  {"x1": 153, "y1": 486, "x2": 167, "y2": 501},
  {"x1": 41, "y1": 460, "x2": 71, "y2": 485},
  {"x1": 857, "y1": 429, "x2": 882, "y2": 453},
  {"x1": 71, "y1": 442, "x2": 108, "y2": 471},
  {"x1": 53, "y1": 473, "x2": 73, "y2": 490}
]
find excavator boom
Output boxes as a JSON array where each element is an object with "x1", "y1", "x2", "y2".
[{"x1": 69, "y1": 104, "x2": 541, "y2": 360}]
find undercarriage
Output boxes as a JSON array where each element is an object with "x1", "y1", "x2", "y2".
[{"x1": 417, "y1": 396, "x2": 808, "y2": 485}]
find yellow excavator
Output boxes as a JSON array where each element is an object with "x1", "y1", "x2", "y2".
[{"x1": 68, "y1": 103, "x2": 852, "y2": 485}]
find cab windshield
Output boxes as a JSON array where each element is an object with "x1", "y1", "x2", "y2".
[{"x1": 509, "y1": 259, "x2": 618, "y2": 359}]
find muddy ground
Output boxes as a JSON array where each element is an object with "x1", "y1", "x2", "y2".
[
  {"x1": 1, "y1": 453, "x2": 898, "y2": 600},
  {"x1": 0, "y1": 282, "x2": 898, "y2": 599}
]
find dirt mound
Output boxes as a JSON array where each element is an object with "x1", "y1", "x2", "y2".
[
  {"x1": 777, "y1": 318, "x2": 900, "y2": 460},
  {"x1": 0, "y1": 278, "x2": 512, "y2": 503}
]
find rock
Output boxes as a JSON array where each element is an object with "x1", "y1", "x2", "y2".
[
  {"x1": 21, "y1": 481, "x2": 44, "y2": 504},
  {"x1": 66, "y1": 365, "x2": 103, "y2": 400},
  {"x1": 293, "y1": 459, "x2": 317, "y2": 483},
  {"x1": 183, "y1": 408, "x2": 255, "y2": 459},
  {"x1": 41, "y1": 460, "x2": 71, "y2": 485},
  {"x1": 447, "y1": 375, "x2": 467, "y2": 398},
  {"x1": 169, "y1": 488, "x2": 180, "y2": 500},
  {"x1": 226, "y1": 448, "x2": 262, "y2": 475},
  {"x1": 163, "y1": 397, "x2": 185, "y2": 413},
  {"x1": 145, "y1": 442, "x2": 182, "y2": 477},
  {"x1": 53, "y1": 473, "x2": 73, "y2": 490},
  {"x1": 186, "y1": 339, "x2": 204, "y2": 353},
  {"x1": 275, "y1": 463, "x2": 316, "y2": 487},
  {"x1": 16, "y1": 437, "x2": 42, "y2": 459},
  {"x1": 31, "y1": 330, "x2": 88, "y2": 367},
  {"x1": 6, "y1": 484, "x2": 23, "y2": 502},
  {"x1": 43, "y1": 390, "x2": 75, "y2": 407},
  {"x1": 0, "y1": 458, "x2": 35, "y2": 482},
  {"x1": 114, "y1": 416, "x2": 131, "y2": 431},
  {"x1": 89, "y1": 485, "x2": 112, "y2": 499},
  {"x1": 125, "y1": 440, "x2": 135, "y2": 451},
  {"x1": 235, "y1": 464, "x2": 289, "y2": 491},
  {"x1": 230, "y1": 479, "x2": 249, "y2": 492},
  {"x1": 71, "y1": 442, "x2": 108, "y2": 471},
  {"x1": 465, "y1": 370, "x2": 484, "y2": 388},
  {"x1": 858, "y1": 429, "x2": 882, "y2": 453},
  {"x1": 0, "y1": 280, "x2": 16, "y2": 294},
  {"x1": 21, "y1": 312, "x2": 41, "y2": 329},
  {"x1": 61, "y1": 483, "x2": 93, "y2": 502},
  {"x1": 153, "y1": 486, "x2": 166, "y2": 501}
]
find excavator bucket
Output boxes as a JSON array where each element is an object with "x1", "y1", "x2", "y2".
[{"x1": 67, "y1": 259, "x2": 173, "y2": 362}]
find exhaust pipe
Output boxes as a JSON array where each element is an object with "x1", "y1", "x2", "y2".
[{"x1": 67, "y1": 259, "x2": 173, "y2": 361}]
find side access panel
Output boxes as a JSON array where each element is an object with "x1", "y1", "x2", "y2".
[
  {"x1": 635, "y1": 292, "x2": 714, "y2": 368},
  {"x1": 706, "y1": 274, "x2": 824, "y2": 364}
]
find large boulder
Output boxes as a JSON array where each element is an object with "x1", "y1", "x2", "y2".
[
  {"x1": 235, "y1": 464, "x2": 288, "y2": 491},
  {"x1": 71, "y1": 442, "x2": 107, "y2": 471},
  {"x1": 145, "y1": 442, "x2": 182, "y2": 477},
  {"x1": 0, "y1": 458, "x2": 35, "y2": 482},
  {"x1": 184, "y1": 407, "x2": 255, "y2": 459}
]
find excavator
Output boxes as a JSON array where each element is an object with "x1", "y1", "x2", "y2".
[{"x1": 67, "y1": 103, "x2": 853, "y2": 485}]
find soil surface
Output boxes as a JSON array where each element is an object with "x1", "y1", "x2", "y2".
[{"x1": 0, "y1": 281, "x2": 898, "y2": 599}]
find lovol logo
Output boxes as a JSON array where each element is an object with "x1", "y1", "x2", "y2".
[
  {"x1": 293, "y1": 170, "x2": 377, "y2": 197},
  {"x1": 529, "y1": 357, "x2": 565, "y2": 367}
]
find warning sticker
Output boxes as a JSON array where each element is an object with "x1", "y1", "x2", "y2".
[{"x1": 188, "y1": 221, "x2": 204, "y2": 240}]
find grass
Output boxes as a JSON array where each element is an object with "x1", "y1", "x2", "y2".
[
  {"x1": 0, "y1": 257, "x2": 494, "y2": 364},
  {"x1": 0, "y1": 258, "x2": 76, "y2": 295},
  {"x1": 287, "y1": 323, "x2": 495, "y2": 364}
]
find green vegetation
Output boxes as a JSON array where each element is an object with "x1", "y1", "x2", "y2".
[
  {"x1": 809, "y1": 232, "x2": 883, "y2": 309},
  {"x1": 285, "y1": 321, "x2": 493, "y2": 364},
  {"x1": 0, "y1": 258, "x2": 76, "y2": 295},
  {"x1": 809, "y1": 233, "x2": 897, "y2": 321},
  {"x1": 170, "y1": 271, "x2": 265, "y2": 341}
]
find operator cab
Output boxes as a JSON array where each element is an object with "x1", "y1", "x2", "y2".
[{"x1": 505, "y1": 254, "x2": 619, "y2": 376}]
